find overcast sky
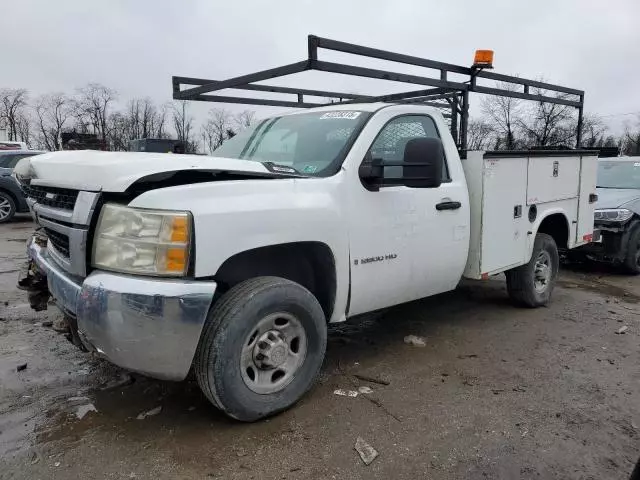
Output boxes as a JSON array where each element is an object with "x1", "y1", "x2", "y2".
[{"x1": 2, "y1": 0, "x2": 639, "y2": 133}]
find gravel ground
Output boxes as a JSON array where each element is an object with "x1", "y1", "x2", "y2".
[{"x1": 1, "y1": 217, "x2": 639, "y2": 479}]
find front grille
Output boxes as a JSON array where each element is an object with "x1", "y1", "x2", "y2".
[
  {"x1": 21, "y1": 184, "x2": 78, "y2": 210},
  {"x1": 44, "y1": 228, "x2": 70, "y2": 258}
]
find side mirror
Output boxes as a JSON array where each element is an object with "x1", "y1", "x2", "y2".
[
  {"x1": 358, "y1": 153, "x2": 383, "y2": 184},
  {"x1": 402, "y1": 137, "x2": 443, "y2": 189}
]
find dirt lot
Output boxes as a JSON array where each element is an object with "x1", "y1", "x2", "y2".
[{"x1": 1, "y1": 217, "x2": 639, "y2": 479}]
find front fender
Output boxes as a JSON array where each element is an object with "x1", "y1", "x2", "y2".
[{"x1": 129, "y1": 174, "x2": 349, "y2": 322}]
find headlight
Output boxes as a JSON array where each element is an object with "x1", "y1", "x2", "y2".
[
  {"x1": 594, "y1": 208, "x2": 634, "y2": 223},
  {"x1": 92, "y1": 204, "x2": 192, "y2": 276}
]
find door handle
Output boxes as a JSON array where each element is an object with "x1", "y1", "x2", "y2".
[{"x1": 436, "y1": 201, "x2": 462, "y2": 211}]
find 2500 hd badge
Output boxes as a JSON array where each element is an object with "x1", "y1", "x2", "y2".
[{"x1": 354, "y1": 253, "x2": 398, "y2": 265}]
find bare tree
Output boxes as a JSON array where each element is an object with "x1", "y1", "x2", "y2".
[
  {"x1": 481, "y1": 82, "x2": 522, "y2": 150},
  {"x1": 576, "y1": 114, "x2": 607, "y2": 148},
  {"x1": 234, "y1": 110, "x2": 256, "y2": 130},
  {"x1": 126, "y1": 98, "x2": 168, "y2": 139},
  {"x1": 516, "y1": 84, "x2": 576, "y2": 148},
  {"x1": 106, "y1": 111, "x2": 130, "y2": 151},
  {"x1": 172, "y1": 100, "x2": 196, "y2": 153},
  {"x1": 74, "y1": 83, "x2": 116, "y2": 141},
  {"x1": 200, "y1": 108, "x2": 234, "y2": 154},
  {"x1": 0, "y1": 88, "x2": 29, "y2": 141},
  {"x1": 621, "y1": 115, "x2": 640, "y2": 156},
  {"x1": 467, "y1": 119, "x2": 495, "y2": 150},
  {"x1": 156, "y1": 103, "x2": 169, "y2": 139},
  {"x1": 16, "y1": 113, "x2": 32, "y2": 146},
  {"x1": 34, "y1": 93, "x2": 72, "y2": 150},
  {"x1": 106, "y1": 98, "x2": 170, "y2": 151},
  {"x1": 602, "y1": 135, "x2": 620, "y2": 148}
]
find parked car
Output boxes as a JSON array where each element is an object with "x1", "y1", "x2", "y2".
[
  {"x1": 0, "y1": 150, "x2": 45, "y2": 223},
  {"x1": 577, "y1": 156, "x2": 640, "y2": 273}
]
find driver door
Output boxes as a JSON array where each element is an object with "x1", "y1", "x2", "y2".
[{"x1": 346, "y1": 113, "x2": 468, "y2": 316}]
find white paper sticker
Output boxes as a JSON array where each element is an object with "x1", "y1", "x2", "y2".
[{"x1": 319, "y1": 111, "x2": 361, "y2": 120}]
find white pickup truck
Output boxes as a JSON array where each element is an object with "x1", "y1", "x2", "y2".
[
  {"x1": 18, "y1": 36, "x2": 599, "y2": 421},
  {"x1": 17, "y1": 102, "x2": 597, "y2": 421}
]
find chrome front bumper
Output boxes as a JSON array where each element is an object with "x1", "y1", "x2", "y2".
[{"x1": 28, "y1": 238, "x2": 216, "y2": 381}]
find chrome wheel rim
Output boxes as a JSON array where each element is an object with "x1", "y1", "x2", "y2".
[
  {"x1": 534, "y1": 251, "x2": 552, "y2": 293},
  {"x1": 0, "y1": 196, "x2": 11, "y2": 220},
  {"x1": 240, "y1": 312, "x2": 307, "y2": 394}
]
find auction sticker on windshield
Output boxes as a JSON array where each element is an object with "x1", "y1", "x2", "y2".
[{"x1": 320, "y1": 111, "x2": 361, "y2": 120}]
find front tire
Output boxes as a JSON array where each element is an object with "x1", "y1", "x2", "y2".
[
  {"x1": 622, "y1": 224, "x2": 640, "y2": 275},
  {"x1": 0, "y1": 191, "x2": 16, "y2": 224},
  {"x1": 506, "y1": 233, "x2": 559, "y2": 307},
  {"x1": 194, "y1": 276, "x2": 327, "y2": 422}
]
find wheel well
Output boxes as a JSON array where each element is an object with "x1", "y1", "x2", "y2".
[
  {"x1": 537, "y1": 213, "x2": 569, "y2": 249},
  {"x1": 214, "y1": 242, "x2": 337, "y2": 321}
]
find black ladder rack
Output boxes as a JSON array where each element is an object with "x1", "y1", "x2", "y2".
[{"x1": 172, "y1": 35, "x2": 584, "y2": 151}]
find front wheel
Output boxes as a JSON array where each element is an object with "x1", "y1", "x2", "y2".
[
  {"x1": 506, "y1": 233, "x2": 559, "y2": 307},
  {"x1": 194, "y1": 277, "x2": 327, "y2": 422}
]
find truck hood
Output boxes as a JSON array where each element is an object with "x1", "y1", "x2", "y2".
[
  {"x1": 595, "y1": 187, "x2": 640, "y2": 210},
  {"x1": 13, "y1": 150, "x2": 287, "y2": 192}
]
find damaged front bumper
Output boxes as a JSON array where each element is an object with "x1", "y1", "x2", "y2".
[
  {"x1": 575, "y1": 221, "x2": 636, "y2": 264},
  {"x1": 26, "y1": 237, "x2": 216, "y2": 381}
]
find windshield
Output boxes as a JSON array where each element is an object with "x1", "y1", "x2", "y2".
[
  {"x1": 212, "y1": 110, "x2": 369, "y2": 176},
  {"x1": 597, "y1": 160, "x2": 640, "y2": 189}
]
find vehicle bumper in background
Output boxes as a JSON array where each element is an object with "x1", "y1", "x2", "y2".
[
  {"x1": 575, "y1": 222, "x2": 635, "y2": 263},
  {"x1": 27, "y1": 238, "x2": 216, "y2": 381}
]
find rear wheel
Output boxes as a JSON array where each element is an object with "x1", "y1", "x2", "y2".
[
  {"x1": 0, "y1": 191, "x2": 16, "y2": 224},
  {"x1": 506, "y1": 233, "x2": 559, "y2": 307},
  {"x1": 194, "y1": 276, "x2": 327, "y2": 422}
]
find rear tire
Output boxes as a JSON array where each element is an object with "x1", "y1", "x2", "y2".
[
  {"x1": 506, "y1": 233, "x2": 559, "y2": 307},
  {"x1": 0, "y1": 191, "x2": 16, "y2": 224},
  {"x1": 194, "y1": 276, "x2": 327, "y2": 422},
  {"x1": 622, "y1": 225, "x2": 640, "y2": 275}
]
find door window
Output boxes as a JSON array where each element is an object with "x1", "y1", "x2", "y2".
[{"x1": 367, "y1": 115, "x2": 449, "y2": 181}]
